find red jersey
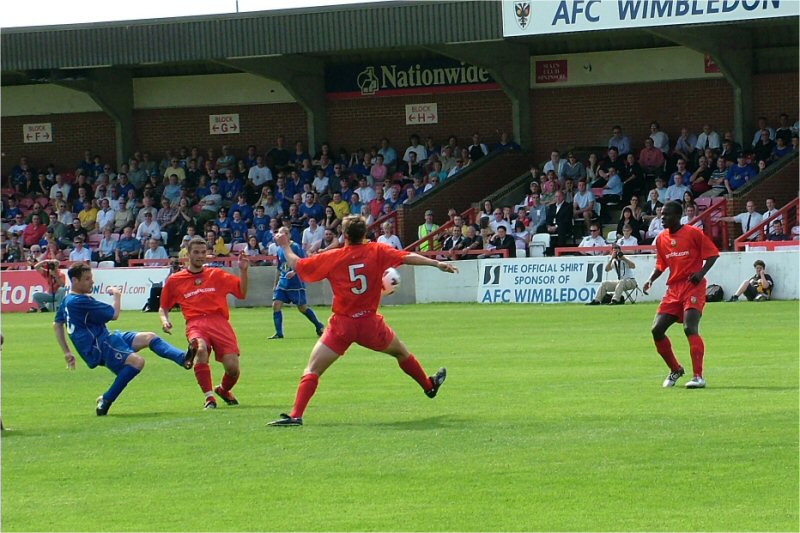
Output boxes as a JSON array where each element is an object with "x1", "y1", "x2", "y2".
[
  {"x1": 160, "y1": 267, "x2": 243, "y2": 321},
  {"x1": 655, "y1": 224, "x2": 719, "y2": 286},
  {"x1": 295, "y1": 242, "x2": 408, "y2": 317}
]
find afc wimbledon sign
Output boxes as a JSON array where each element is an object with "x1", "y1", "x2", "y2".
[
  {"x1": 503, "y1": 0, "x2": 799, "y2": 36},
  {"x1": 326, "y1": 59, "x2": 498, "y2": 99}
]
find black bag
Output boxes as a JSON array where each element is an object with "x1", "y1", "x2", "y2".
[
  {"x1": 706, "y1": 284, "x2": 724, "y2": 302},
  {"x1": 142, "y1": 282, "x2": 163, "y2": 312}
]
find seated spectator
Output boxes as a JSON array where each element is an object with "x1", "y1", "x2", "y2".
[
  {"x1": 403, "y1": 134, "x2": 427, "y2": 164},
  {"x1": 649, "y1": 121, "x2": 670, "y2": 154},
  {"x1": 695, "y1": 124, "x2": 720, "y2": 153},
  {"x1": 114, "y1": 226, "x2": 140, "y2": 266},
  {"x1": 616, "y1": 207, "x2": 642, "y2": 242},
  {"x1": 642, "y1": 189, "x2": 663, "y2": 223},
  {"x1": 682, "y1": 191, "x2": 695, "y2": 208},
  {"x1": 494, "y1": 131, "x2": 521, "y2": 152},
  {"x1": 689, "y1": 155, "x2": 712, "y2": 195},
  {"x1": 645, "y1": 206, "x2": 665, "y2": 243},
  {"x1": 4, "y1": 232, "x2": 24, "y2": 263},
  {"x1": 467, "y1": 132, "x2": 489, "y2": 161},
  {"x1": 578, "y1": 223, "x2": 607, "y2": 256},
  {"x1": 377, "y1": 221, "x2": 403, "y2": 250},
  {"x1": 572, "y1": 179, "x2": 597, "y2": 234},
  {"x1": 752, "y1": 129, "x2": 776, "y2": 162},
  {"x1": 680, "y1": 204, "x2": 703, "y2": 230},
  {"x1": 511, "y1": 220, "x2": 529, "y2": 257},
  {"x1": 767, "y1": 220, "x2": 790, "y2": 241},
  {"x1": 622, "y1": 153, "x2": 644, "y2": 202},
  {"x1": 638, "y1": 137, "x2": 665, "y2": 179},
  {"x1": 540, "y1": 171, "x2": 561, "y2": 205},
  {"x1": 664, "y1": 173, "x2": 689, "y2": 203},
  {"x1": 586, "y1": 244, "x2": 637, "y2": 305},
  {"x1": 68, "y1": 236, "x2": 92, "y2": 262},
  {"x1": 23, "y1": 214, "x2": 48, "y2": 249},
  {"x1": 770, "y1": 136, "x2": 791, "y2": 162},
  {"x1": 318, "y1": 228, "x2": 340, "y2": 253},
  {"x1": 322, "y1": 205, "x2": 341, "y2": 234},
  {"x1": 667, "y1": 158, "x2": 692, "y2": 187},
  {"x1": 488, "y1": 225, "x2": 515, "y2": 258},
  {"x1": 701, "y1": 156, "x2": 729, "y2": 197},
  {"x1": 135, "y1": 211, "x2": 160, "y2": 246},
  {"x1": 616, "y1": 224, "x2": 639, "y2": 246},
  {"x1": 600, "y1": 166, "x2": 623, "y2": 206},
  {"x1": 724, "y1": 153, "x2": 757, "y2": 193},
  {"x1": 300, "y1": 217, "x2": 325, "y2": 254},
  {"x1": 673, "y1": 127, "x2": 697, "y2": 164},
  {"x1": 543, "y1": 149, "x2": 566, "y2": 180},
  {"x1": 729, "y1": 259, "x2": 773, "y2": 301},
  {"x1": 143, "y1": 237, "x2": 169, "y2": 263},
  {"x1": 97, "y1": 228, "x2": 117, "y2": 263},
  {"x1": 608, "y1": 125, "x2": 631, "y2": 156},
  {"x1": 229, "y1": 211, "x2": 248, "y2": 245},
  {"x1": 585, "y1": 153, "x2": 600, "y2": 184}
]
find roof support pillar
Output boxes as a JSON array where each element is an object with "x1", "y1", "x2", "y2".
[
  {"x1": 649, "y1": 27, "x2": 753, "y2": 147},
  {"x1": 425, "y1": 42, "x2": 532, "y2": 151},
  {"x1": 215, "y1": 57, "x2": 327, "y2": 152},
  {"x1": 53, "y1": 68, "x2": 135, "y2": 168}
]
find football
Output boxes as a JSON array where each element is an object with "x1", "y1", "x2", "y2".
[{"x1": 381, "y1": 267, "x2": 401, "y2": 295}]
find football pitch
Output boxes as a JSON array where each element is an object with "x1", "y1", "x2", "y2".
[{"x1": 1, "y1": 301, "x2": 798, "y2": 531}]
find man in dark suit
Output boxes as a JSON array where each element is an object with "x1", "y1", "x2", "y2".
[{"x1": 546, "y1": 190, "x2": 573, "y2": 254}]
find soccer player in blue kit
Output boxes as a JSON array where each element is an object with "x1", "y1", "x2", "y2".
[
  {"x1": 269, "y1": 227, "x2": 325, "y2": 339},
  {"x1": 53, "y1": 263, "x2": 196, "y2": 416}
]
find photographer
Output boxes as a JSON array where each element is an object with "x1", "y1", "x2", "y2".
[
  {"x1": 586, "y1": 244, "x2": 637, "y2": 305},
  {"x1": 28, "y1": 259, "x2": 67, "y2": 313}
]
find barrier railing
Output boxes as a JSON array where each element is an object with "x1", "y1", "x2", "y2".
[
  {"x1": 367, "y1": 210, "x2": 398, "y2": 236},
  {"x1": 404, "y1": 206, "x2": 478, "y2": 252},
  {"x1": 128, "y1": 255, "x2": 276, "y2": 267},
  {"x1": 413, "y1": 248, "x2": 510, "y2": 260},
  {"x1": 735, "y1": 197, "x2": 798, "y2": 250},
  {"x1": 555, "y1": 244, "x2": 656, "y2": 256},
  {"x1": 693, "y1": 197, "x2": 729, "y2": 250}
]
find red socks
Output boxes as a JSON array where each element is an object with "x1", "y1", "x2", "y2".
[
  {"x1": 221, "y1": 372, "x2": 239, "y2": 392},
  {"x1": 193, "y1": 363, "x2": 213, "y2": 394},
  {"x1": 687, "y1": 334, "x2": 705, "y2": 378},
  {"x1": 398, "y1": 355, "x2": 433, "y2": 391},
  {"x1": 654, "y1": 337, "x2": 682, "y2": 372},
  {"x1": 290, "y1": 373, "x2": 319, "y2": 419}
]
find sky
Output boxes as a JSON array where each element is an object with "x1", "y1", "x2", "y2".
[{"x1": 1, "y1": 0, "x2": 388, "y2": 28}]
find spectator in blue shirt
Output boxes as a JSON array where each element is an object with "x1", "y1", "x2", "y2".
[
  {"x1": 229, "y1": 194, "x2": 254, "y2": 225},
  {"x1": 252, "y1": 206, "x2": 270, "y2": 243},
  {"x1": 725, "y1": 154, "x2": 757, "y2": 193},
  {"x1": 218, "y1": 170, "x2": 242, "y2": 207},
  {"x1": 229, "y1": 211, "x2": 248, "y2": 244}
]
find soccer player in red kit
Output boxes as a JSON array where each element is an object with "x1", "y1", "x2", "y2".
[
  {"x1": 643, "y1": 201, "x2": 719, "y2": 389},
  {"x1": 268, "y1": 215, "x2": 458, "y2": 426},
  {"x1": 159, "y1": 237, "x2": 249, "y2": 409}
]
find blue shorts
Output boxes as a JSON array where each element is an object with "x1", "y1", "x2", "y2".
[
  {"x1": 100, "y1": 331, "x2": 138, "y2": 375},
  {"x1": 273, "y1": 288, "x2": 307, "y2": 306}
]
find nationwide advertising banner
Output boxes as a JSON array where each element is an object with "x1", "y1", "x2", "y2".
[
  {"x1": 503, "y1": 0, "x2": 799, "y2": 37},
  {"x1": 1, "y1": 267, "x2": 170, "y2": 312},
  {"x1": 326, "y1": 58, "x2": 499, "y2": 99}
]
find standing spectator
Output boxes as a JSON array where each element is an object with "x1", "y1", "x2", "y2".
[
  {"x1": 721, "y1": 200, "x2": 762, "y2": 240},
  {"x1": 729, "y1": 259, "x2": 774, "y2": 301},
  {"x1": 417, "y1": 210, "x2": 439, "y2": 252},
  {"x1": 545, "y1": 191, "x2": 572, "y2": 252}
]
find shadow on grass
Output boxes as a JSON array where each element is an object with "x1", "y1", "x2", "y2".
[
  {"x1": 706, "y1": 386, "x2": 798, "y2": 391},
  {"x1": 324, "y1": 414, "x2": 467, "y2": 430}
]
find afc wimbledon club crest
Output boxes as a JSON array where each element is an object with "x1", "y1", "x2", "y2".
[
  {"x1": 357, "y1": 66, "x2": 380, "y2": 96},
  {"x1": 514, "y1": 2, "x2": 531, "y2": 29}
]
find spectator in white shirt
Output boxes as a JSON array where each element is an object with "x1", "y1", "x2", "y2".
[
  {"x1": 95, "y1": 198, "x2": 116, "y2": 233},
  {"x1": 695, "y1": 124, "x2": 721, "y2": 151},
  {"x1": 665, "y1": 173, "x2": 689, "y2": 203},
  {"x1": 578, "y1": 224, "x2": 607, "y2": 256},
  {"x1": 542, "y1": 150, "x2": 567, "y2": 179},
  {"x1": 247, "y1": 156, "x2": 273, "y2": 187},
  {"x1": 680, "y1": 204, "x2": 704, "y2": 229},
  {"x1": 721, "y1": 200, "x2": 763, "y2": 240},
  {"x1": 49, "y1": 174, "x2": 72, "y2": 200},
  {"x1": 68, "y1": 237, "x2": 92, "y2": 262},
  {"x1": 616, "y1": 224, "x2": 639, "y2": 247},
  {"x1": 646, "y1": 206, "x2": 665, "y2": 242},
  {"x1": 402, "y1": 134, "x2": 427, "y2": 163},
  {"x1": 135, "y1": 212, "x2": 161, "y2": 246},
  {"x1": 649, "y1": 121, "x2": 670, "y2": 154},
  {"x1": 302, "y1": 218, "x2": 326, "y2": 254},
  {"x1": 377, "y1": 222, "x2": 403, "y2": 250}
]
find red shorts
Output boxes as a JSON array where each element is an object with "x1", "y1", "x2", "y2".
[
  {"x1": 321, "y1": 312, "x2": 396, "y2": 356},
  {"x1": 186, "y1": 316, "x2": 240, "y2": 361},
  {"x1": 657, "y1": 280, "x2": 707, "y2": 322}
]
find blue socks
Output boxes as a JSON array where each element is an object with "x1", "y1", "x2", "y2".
[
  {"x1": 304, "y1": 308, "x2": 324, "y2": 330},
  {"x1": 103, "y1": 365, "x2": 141, "y2": 404},
  {"x1": 149, "y1": 337, "x2": 186, "y2": 366},
  {"x1": 273, "y1": 311, "x2": 284, "y2": 336}
]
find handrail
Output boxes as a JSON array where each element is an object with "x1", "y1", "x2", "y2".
[
  {"x1": 735, "y1": 241, "x2": 799, "y2": 252},
  {"x1": 692, "y1": 197, "x2": 729, "y2": 250},
  {"x1": 735, "y1": 197, "x2": 798, "y2": 250},
  {"x1": 404, "y1": 206, "x2": 478, "y2": 251},
  {"x1": 413, "y1": 248, "x2": 509, "y2": 259},
  {"x1": 367, "y1": 210, "x2": 398, "y2": 236},
  {"x1": 555, "y1": 245, "x2": 656, "y2": 256},
  {"x1": 729, "y1": 151, "x2": 798, "y2": 197}
]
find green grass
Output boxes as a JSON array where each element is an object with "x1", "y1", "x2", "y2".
[{"x1": 2, "y1": 301, "x2": 798, "y2": 531}]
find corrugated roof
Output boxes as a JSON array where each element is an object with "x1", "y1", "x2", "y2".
[{"x1": 1, "y1": 1, "x2": 502, "y2": 71}]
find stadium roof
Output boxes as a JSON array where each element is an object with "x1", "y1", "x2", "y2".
[{"x1": 2, "y1": 1, "x2": 796, "y2": 86}]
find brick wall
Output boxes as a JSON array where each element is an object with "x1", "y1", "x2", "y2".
[{"x1": 3, "y1": 73, "x2": 796, "y2": 179}]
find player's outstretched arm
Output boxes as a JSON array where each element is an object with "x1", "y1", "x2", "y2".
[
  {"x1": 53, "y1": 322, "x2": 76, "y2": 370},
  {"x1": 643, "y1": 268, "x2": 664, "y2": 294},
  {"x1": 403, "y1": 252, "x2": 459, "y2": 274},
  {"x1": 274, "y1": 232, "x2": 300, "y2": 269}
]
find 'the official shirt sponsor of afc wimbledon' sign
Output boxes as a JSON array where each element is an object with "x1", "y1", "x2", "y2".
[{"x1": 326, "y1": 59, "x2": 499, "y2": 99}]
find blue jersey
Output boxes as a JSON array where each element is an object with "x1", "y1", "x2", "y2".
[
  {"x1": 55, "y1": 293, "x2": 115, "y2": 368},
  {"x1": 276, "y1": 242, "x2": 306, "y2": 290}
]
